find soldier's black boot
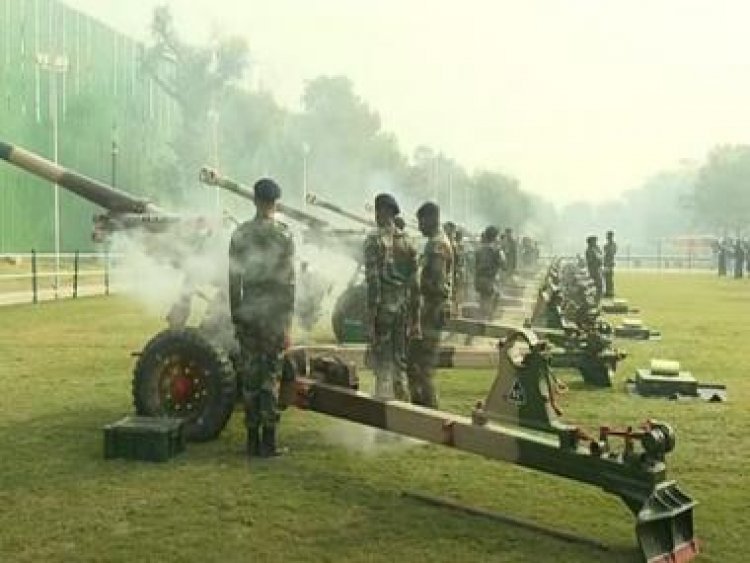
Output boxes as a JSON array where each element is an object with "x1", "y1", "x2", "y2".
[
  {"x1": 260, "y1": 425, "x2": 286, "y2": 457},
  {"x1": 246, "y1": 426, "x2": 261, "y2": 458}
]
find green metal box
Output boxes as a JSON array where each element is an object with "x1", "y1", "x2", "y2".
[
  {"x1": 103, "y1": 416, "x2": 186, "y2": 462},
  {"x1": 342, "y1": 319, "x2": 368, "y2": 343},
  {"x1": 635, "y1": 369, "x2": 699, "y2": 397}
]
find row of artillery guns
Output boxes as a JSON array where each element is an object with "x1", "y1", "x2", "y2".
[
  {"x1": 0, "y1": 141, "x2": 698, "y2": 562},
  {"x1": 449, "y1": 256, "x2": 625, "y2": 387}
]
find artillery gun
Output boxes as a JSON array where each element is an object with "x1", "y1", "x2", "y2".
[
  {"x1": 0, "y1": 140, "x2": 214, "y2": 244},
  {"x1": 518, "y1": 257, "x2": 626, "y2": 386}
]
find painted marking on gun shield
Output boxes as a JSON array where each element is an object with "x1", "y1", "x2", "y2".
[{"x1": 507, "y1": 379, "x2": 527, "y2": 405}]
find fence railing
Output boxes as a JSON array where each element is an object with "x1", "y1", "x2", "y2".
[
  {"x1": 0, "y1": 251, "x2": 115, "y2": 305},
  {"x1": 542, "y1": 254, "x2": 716, "y2": 271}
]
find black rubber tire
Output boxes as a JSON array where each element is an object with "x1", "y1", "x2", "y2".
[
  {"x1": 331, "y1": 283, "x2": 368, "y2": 343},
  {"x1": 133, "y1": 328, "x2": 237, "y2": 442}
]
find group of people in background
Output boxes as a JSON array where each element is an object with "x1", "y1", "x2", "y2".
[
  {"x1": 715, "y1": 238, "x2": 749, "y2": 278},
  {"x1": 472, "y1": 227, "x2": 540, "y2": 321},
  {"x1": 584, "y1": 231, "x2": 617, "y2": 302}
]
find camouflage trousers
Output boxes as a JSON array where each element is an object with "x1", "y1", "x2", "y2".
[
  {"x1": 235, "y1": 322, "x2": 285, "y2": 430},
  {"x1": 478, "y1": 290, "x2": 498, "y2": 321},
  {"x1": 407, "y1": 302, "x2": 445, "y2": 409},
  {"x1": 603, "y1": 267, "x2": 615, "y2": 298},
  {"x1": 590, "y1": 270, "x2": 603, "y2": 303},
  {"x1": 369, "y1": 309, "x2": 409, "y2": 400}
]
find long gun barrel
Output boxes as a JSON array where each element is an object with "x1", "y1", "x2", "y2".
[
  {"x1": 0, "y1": 140, "x2": 165, "y2": 215},
  {"x1": 306, "y1": 193, "x2": 376, "y2": 228},
  {"x1": 199, "y1": 167, "x2": 329, "y2": 231}
]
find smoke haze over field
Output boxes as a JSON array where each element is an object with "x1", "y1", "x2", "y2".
[{"x1": 66, "y1": 0, "x2": 750, "y2": 205}]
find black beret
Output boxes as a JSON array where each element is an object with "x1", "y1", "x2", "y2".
[
  {"x1": 374, "y1": 193, "x2": 399, "y2": 214},
  {"x1": 394, "y1": 216, "x2": 406, "y2": 230},
  {"x1": 483, "y1": 226, "x2": 499, "y2": 240},
  {"x1": 417, "y1": 201, "x2": 440, "y2": 218},
  {"x1": 254, "y1": 178, "x2": 281, "y2": 201},
  {"x1": 443, "y1": 221, "x2": 456, "y2": 231},
  {"x1": 586, "y1": 235, "x2": 597, "y2": 243}
]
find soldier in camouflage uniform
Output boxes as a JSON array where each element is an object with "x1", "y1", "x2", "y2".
[
  {"x1": 364, "y1": 194, "x2": 418, "y2": 400},
  {"x1": 443, "y1": 221, "x2": 459, "y2": 315},
  {"x1": 585, "y1": 235, "x2": 603, "y2": 303},
  {"x1": 407, "y1": 202, "x2": 453, "y2": 408},
  {"x1": 229, "y1": 178, "x2": 295, "y2": 458},
  {"x1": 602, "y1": 230, "x2": 617, "y2": 298},
  {"x1": 453, "y1": 228, "x2": 467, "y2": 305},
  {"x1": 503, "y1": 227, "x2": 518, "y2": 276},
  {"x1": 474, "y1": 226, "x2": 504, "y2": 320}
]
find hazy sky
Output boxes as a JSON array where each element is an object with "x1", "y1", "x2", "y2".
[{"x1": 66, "y1": 0, "x2": 750, "y2": 204}]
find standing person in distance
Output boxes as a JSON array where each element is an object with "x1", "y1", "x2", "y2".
[
  {"x1": 443, "y1": 221, "x2": 459, "y2": 316},
  {"x1": 503, "y1": 227, "x2": 518, "y2": 276},
  {"x1": 602, "y1": 230, "x2": 617, "y2": 298},
  {"x1": 585, "y1": 235, "x2": 604, "y2": 303},
  {"x1": 474, "y1": 226, "x2": 504, "y2": 320}
]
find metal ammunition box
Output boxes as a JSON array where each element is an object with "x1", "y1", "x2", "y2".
[
  {"x1": 635, "y1": 369, "x2": 699, "y2": 397},
  {"x1": 103, "y1": 416, "x2": 185, "y2": 462}
]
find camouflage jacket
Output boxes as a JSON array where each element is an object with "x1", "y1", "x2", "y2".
[
  {"x1": 454, "y1": 241, "x2": 466, "y2": 279},
  {"x1": 364, "y1": 223, "x2": 418, "y2": 316},
  {"x1": 228, "y1": 215, "x2": 295, "y2": 325},
  {"x1": 474, "y1": 242, "x2": 503, "y2": 292},
  {"x1": 603, "y1": 241, "x2": 617, "y2": 268},
  {"x1": 419, "y1": 232, "x2": 454, "y2": 306},
  {"x1": 585, "y1": 245, "x2": 603, "y2": 274}
]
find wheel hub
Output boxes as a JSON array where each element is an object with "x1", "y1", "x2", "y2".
[{"x1": 158, "y1": 355, "x2": 209, "y2": 415}]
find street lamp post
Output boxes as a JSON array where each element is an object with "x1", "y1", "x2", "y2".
[
  {"x1": 111, "y1": 124, "x2": 119, "y2": 188},
  {"x1": 448, "y1": 170, "x2": 454, "y2": 219},
  {"x1": 302, "y1": 142, "x2": 310, "y2": 206},
  {"x1": 36, "y1": 52, "x2": 69, "y2": 299},
  {"x1": 464, "y1": 183, "x2": 469, "y2": 227},
  {"x1": 208, "y1": 108, "x2": 221, "y2": 210}
]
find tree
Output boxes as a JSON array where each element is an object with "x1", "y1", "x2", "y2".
[
  {"x1": 140, "y1": 6, "x2": 250, "y2": 204},
  {"x1": 691, "y1": 144, "x2": 750, "y2": 235},
  {"x1": 298, "y1": 76, "x2": 401, "y2": 209},
  {"x1": 469, "y1": 170, "x2": 531, "y2": 231}
]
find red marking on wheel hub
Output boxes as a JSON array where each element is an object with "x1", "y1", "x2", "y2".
[{"x1": 171, "y1": 375, "x2": 193, "y2": 403}]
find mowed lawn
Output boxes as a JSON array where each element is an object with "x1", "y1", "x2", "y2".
[{"x1": 0, "y1": 271, "x2": 748, "y2": 563}]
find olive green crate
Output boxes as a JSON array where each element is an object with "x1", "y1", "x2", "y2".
[{"x1": 103, "y1": 416, "x2": 186, "y2": 462}]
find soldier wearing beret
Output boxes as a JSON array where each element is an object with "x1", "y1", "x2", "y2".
[
  {"x1": 229, "y1": 178, "x2": 295, "y2": 457},
  {"x1": 364, "y1": 193, "x2": 418, "y2": 399},
  {"x1": 602, "y1": 230, "x2": 617, "y2": 297},
  {"x1": 585, "y1": 235, "x2": 603, "y2": 303},
  {"x1": 407, "y1": 202, "x2": 453, "y2": 408},
  {"x1": 474, "y1": 226, "x2": 504, "y2": 320},
  {"x1": 443, "y1": 221, "x2": 459, "y2": 315},
  {"x1": 453, "y1": 227, "x2": 468, "y2": 306}
]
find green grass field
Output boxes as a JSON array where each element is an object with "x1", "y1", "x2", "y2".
[{"x1": 0, "y1": 272, "x2": 748, "y2": 562}]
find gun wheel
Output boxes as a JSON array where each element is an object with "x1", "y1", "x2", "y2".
[{"x1": 133, "y1": 328, "x2": 237, "y2": 442}]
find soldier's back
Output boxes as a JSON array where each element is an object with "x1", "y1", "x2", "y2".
[{"x1": 230, "y1": 217, "x2": 294, "y2": 322}]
